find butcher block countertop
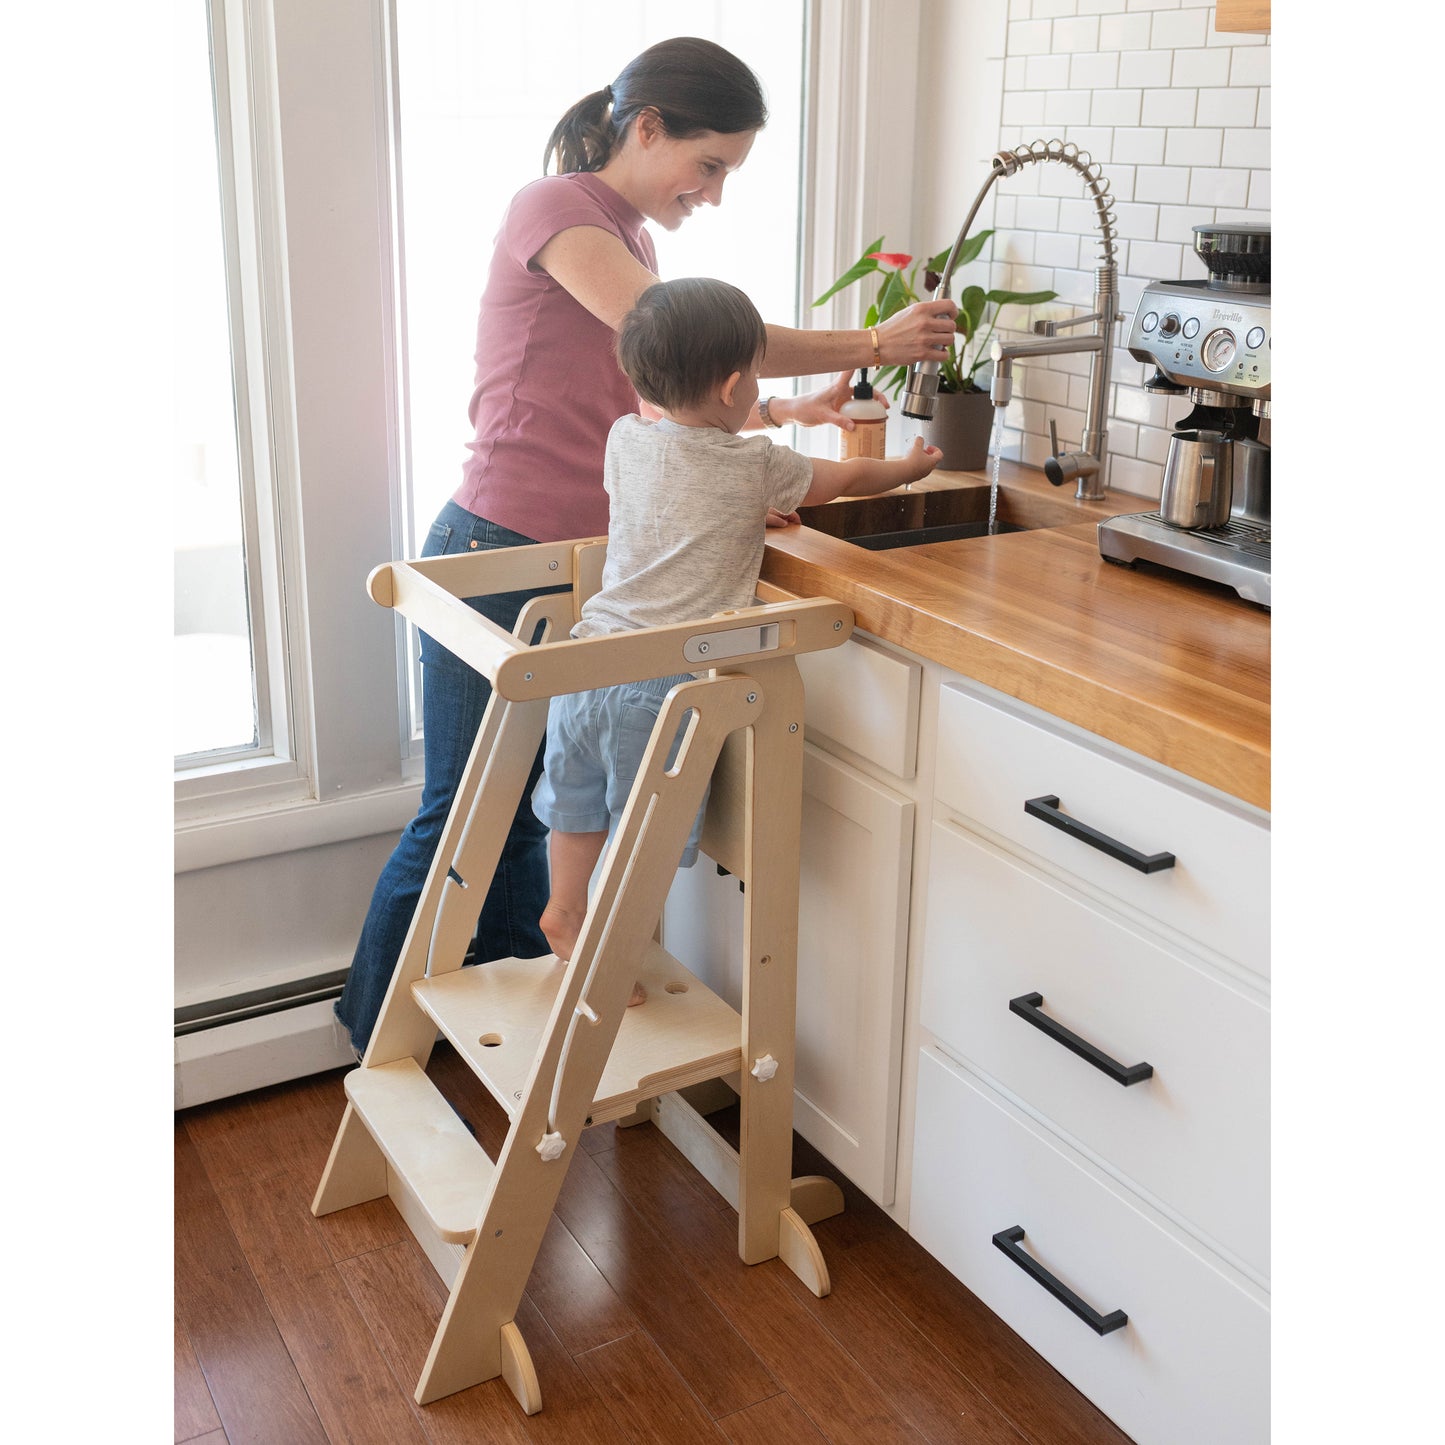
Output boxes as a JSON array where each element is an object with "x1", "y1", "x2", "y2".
[{"x1": 761, "y1": 461, "x2": 1271, "y2": 812}]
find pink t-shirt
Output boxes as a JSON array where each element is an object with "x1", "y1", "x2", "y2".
[{"x1": 452, "y1": 173, "x2": 657, "y2": 542}]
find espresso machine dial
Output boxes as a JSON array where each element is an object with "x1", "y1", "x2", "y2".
[{"x1": 1099, "y1": 223, "x2": 1271, "y2": 607}]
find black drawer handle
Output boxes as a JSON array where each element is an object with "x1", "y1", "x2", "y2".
[
  {"x1": 1023, "y1": 795, "x2": 1176, "y2": 873},
  {"x1": 1009, "y1": 992, "x2": 1154, "y2": 1087},
  {"x1": 992, "y1": 1226, "x2": 1128, "y2": 1336}
]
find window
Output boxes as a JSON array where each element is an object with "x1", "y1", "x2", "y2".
[
  {"x1": 174, "y1": 0, "x2": 298, "y2": 789},
  {"x1": 392, "y1": 2, "x2": 806, "y2": 743}
]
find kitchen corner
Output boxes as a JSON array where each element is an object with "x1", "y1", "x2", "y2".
[{"x1": 763, "y1": 459, "x2": 1270, "y2": 811}]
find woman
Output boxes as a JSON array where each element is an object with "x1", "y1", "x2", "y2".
[{"x1": 336, "y1": 37, "x2": 958, "y2": 1055}]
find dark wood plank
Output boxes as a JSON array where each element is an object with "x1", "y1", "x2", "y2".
[
  {"x1": 716, "y1": 1393, "x2": 829, "y2": 1445},
  {"x1": 589, "y1": 1126, "x2": 925, "y2": 1445},
  {"x1": 174, "y1": 1313, "x2": 221, "y2": 1442},
  {"x1": 525, "y1": 1212, "x2": 639, "y2": 1356},
  {"x1": 573, "y1": 1330, "x2": 725, "y2": 1443},
  {"x1": 551, "y1": 1138, "x2": 780, "y2": 1418},
  {"x1": 805, "y1": 1170, "x2": 1134, "y2": 1445},
  {"x1": 214, "y1": 1165, "x2": 428, "y2": 1443},
  {"x1": 173, "y1": 1121, "x2": 328, "y2": 1445}
]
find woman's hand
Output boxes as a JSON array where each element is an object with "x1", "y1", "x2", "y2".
[
  {"x1": 765, "y1": 507, "x2": 801, "y2": 529},
  {"x1": 876, "y1": 298, "x2": 959, "y2": 366},
  {"x1": 784, "y1": 370, "x2": 885, "y2": 431}
]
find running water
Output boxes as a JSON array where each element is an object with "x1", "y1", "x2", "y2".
[{"x1": 987, "y1": 408, "x2": 1008, "y2": 534}]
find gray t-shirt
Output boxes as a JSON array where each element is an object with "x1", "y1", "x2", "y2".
[{"x1": 575, "y1": 415, "x2": 815, "y2": 639}]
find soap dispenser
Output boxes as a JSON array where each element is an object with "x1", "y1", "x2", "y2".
[{"x1": 839, "y1": 369, "x2": 888, "y2": 461}]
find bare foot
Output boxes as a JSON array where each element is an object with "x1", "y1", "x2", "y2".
[
  {"x1": 539, "y1": 902, "x2": 585, "y2": 962},
  {"x1": 628, "y1": 980, "x2": 647, "y2": 1007}
]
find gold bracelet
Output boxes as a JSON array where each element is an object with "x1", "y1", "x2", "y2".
[
  {"x1": 869, "y1": 326, "x2": 882, "y2": 368},
  {"x1": 758, "y1": 395, "x2": 782, "y2": 428}
]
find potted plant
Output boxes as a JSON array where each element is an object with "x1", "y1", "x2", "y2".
[{"x1": 813, "y1": 232, "x2": 1056, "y2": 470}]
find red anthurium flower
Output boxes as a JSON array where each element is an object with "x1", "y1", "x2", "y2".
[{"x1": 866, "y1": 251, "x2": 913, "y2": 269}]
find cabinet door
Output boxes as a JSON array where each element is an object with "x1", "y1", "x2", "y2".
[
  {"x1": 663, "y1": 742, "x2": 913, "y2": 1205},
  {"x1": 910, "y1": 1048, "x2": 1269, "y2": 1445}
]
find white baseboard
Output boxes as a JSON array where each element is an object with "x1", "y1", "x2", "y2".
[{"x1": 174, "y1": 998, "x2": 357, "y2": 1109}]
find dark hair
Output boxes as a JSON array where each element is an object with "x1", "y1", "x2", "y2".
[
  {"x1": 543, "y1": 37, "x2": 768, "y2": 175},
  {"x1": 616, "y1": 278, "x2": 767, "y2": 414}
]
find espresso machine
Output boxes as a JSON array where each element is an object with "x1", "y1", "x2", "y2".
[{"x1": 1098, "y1": 222, "x2": 1270, "y2": 606}]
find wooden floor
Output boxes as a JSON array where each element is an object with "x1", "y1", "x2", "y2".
[{"x1": 175, "y1": 1043, "x2": 1134, "y2": 1445}]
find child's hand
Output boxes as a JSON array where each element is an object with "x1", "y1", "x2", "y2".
[{"x1": 900, "y1": 435, "x2": 943, "y2": 483}]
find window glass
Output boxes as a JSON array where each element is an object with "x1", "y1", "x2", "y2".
[
  {"x1": 173, "y1": 0, "x2": 259, "y2": 759},
  {"x1": 393, "y1": 3, "x2": 806, "y2": 628}
]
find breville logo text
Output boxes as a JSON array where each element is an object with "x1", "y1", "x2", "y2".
[{"x1": 1212, "y1": 308, "x2": 1244, "y2": 323}]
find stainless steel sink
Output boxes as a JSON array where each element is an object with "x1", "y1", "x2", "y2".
[{"x1": 796, "y1": 486, "x2": 1029, "y2": 550}]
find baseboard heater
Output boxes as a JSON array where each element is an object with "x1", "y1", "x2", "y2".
[{"x1": 173, "y1": 968, "x2": 351, "y2": 1037}]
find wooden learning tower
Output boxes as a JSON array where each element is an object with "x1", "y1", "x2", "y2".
[{"x1": 312, "y1": 537, "x2": 853, "y2": 1411}]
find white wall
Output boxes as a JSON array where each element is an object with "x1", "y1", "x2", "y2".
[{"x1": 913, "y1": 0, "x2": 1269, "y2": 498}]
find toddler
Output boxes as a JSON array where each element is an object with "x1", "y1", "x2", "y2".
[{"x1": 531, "y1": 277, "x2": 941, "y2": 1000}]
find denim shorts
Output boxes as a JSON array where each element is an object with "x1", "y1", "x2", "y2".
[{"x1": 532, "y1": 673, "x2": 709, "y2": 868}]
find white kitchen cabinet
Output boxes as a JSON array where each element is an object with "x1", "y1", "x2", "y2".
[
  {"x1": 910, "y1": 675, "x2": 1270, "y2": 1445},
  {"x1": 663, "y1": 635, "x2": 919, "y2": 1205},
  {"x1": 910, "y1": 1048, "x2": 1270, "y2": 1445}
]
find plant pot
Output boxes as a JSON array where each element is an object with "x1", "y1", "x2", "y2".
[{"x1": 925, "y1": 388, "x2": 995, "y2": 472}]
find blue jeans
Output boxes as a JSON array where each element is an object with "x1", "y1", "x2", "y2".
[{"x1": 335, "y1": 501, "x2": 566, "y2": 1054}]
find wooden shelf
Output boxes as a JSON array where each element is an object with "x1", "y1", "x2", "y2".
[
  {"x1": 412, "y1": 941, "x2": 744, "y2": 1126},
  {"x1": 343, "y1": 1057, "x2": 497, "y2": 1243},
  {"x1": 1215, "y1": 0, "x2": 1269, "y2": 33}
]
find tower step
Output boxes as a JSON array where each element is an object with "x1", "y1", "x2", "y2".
[
  {"x1": 343, "y1": 1057, "x2": 496, "y2": 1243},
  {"x1": 412, "y1": 940, "x2": 742, "y2": 1125}
]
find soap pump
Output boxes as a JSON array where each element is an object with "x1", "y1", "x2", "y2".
[{"x1": 839, "y1": 369, "x2": 888, "y2": 461}]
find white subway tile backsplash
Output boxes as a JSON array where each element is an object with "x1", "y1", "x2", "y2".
[
  {"x1": 1015, "y1": 194, "x2": 1063, "y2": 230},
  {"x1": 1222, "y1": 126, "x2": 1270, "y2": 169},
  {"x1": 1149, "y1": 7, "x2": 1209, "y2": 50},
  {"x1": 1157, "y1": 203, "x2": 1207, "y2": 244},
  {"x1": 1171, "y1": 45, "x2": 1230, "y2": 87},
  {"x1": 1002, "y1": 90, "x2": 1048, "y2": 126},
  {"x1": 1099, "y1": 11, "x2": 1152, "y2": 49},
  {"x1": 1071, "y1": 49, "x2": 1120, "y2": 87},
  {"x1": 1118, "y1": 48, "x2": 1174, "y2": 87},
  {"x1": 1197, "y1": 85, "x2": 1258, "y2": 126},
  {"x1": 1111, "y1": 127, "x2": 1168, "y2": 164},
  {"x1": 1092, "y1": 87, "x2": 1145, "y2": 124},
  {"x1": 1188, "y1": 165, "x2": 1249, "y2": 208},
  {"x1": 1126, "y1": 238, "x2": 1186, "y2": 279},
  {"x1": 1113, "y1": 200, "x2": 1160, "y2": 240},
  {"x1": 1009, "y1": 18, "x2": 1054, "y2": 54},
  {"x1": 1046, "y1": 89, "x2": 1094, "y2": 124},
  {"x1": 1142, "y1": 86, "x2": 1199, "y2": 126},
  {"x1": 979, "y1": 0, "x2": 1267, "y2": 494},
  {"x1": 1164, "y1": 126, "x2": 1223, "y2": 166},
  {"x1": 1229, "y1": 44, "x2": 1272, "y2": 86},
  {"x1": 1053, "y1": 14, "x2": 1102, "y2": 50},
  {"x1": 1135, "y1": 164, "x2": 1191, "y2": 203},
  {"x1": 1025, "y1": 52, "x2": 1073, "y2": 88}
]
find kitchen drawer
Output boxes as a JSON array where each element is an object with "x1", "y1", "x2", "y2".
[
  {"x1": 920, "y1": 821, "x2": 1269, "y2": 1276},
  {"x1": 935, "y1": 681, "x2": 1269, "y2": 975},
  {"x1": 910, "y1": 1048, "x2": 1269, "y2": 1445},
  {"x1": 797, "y1": 634, "x2": 919, "y2": 778}
]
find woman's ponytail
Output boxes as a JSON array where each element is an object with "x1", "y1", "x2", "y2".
[{"x1": 542, "y1": 86, "x2": 616, "y2": 175}]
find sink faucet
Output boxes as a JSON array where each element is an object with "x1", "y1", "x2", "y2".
[{"x1": 903, "y1": 140, "x2": 1122, "y2": 502}]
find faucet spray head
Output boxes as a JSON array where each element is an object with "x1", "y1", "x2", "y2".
[{"x1": 902, "y1": 365, "x2": 941, "y2": 421}]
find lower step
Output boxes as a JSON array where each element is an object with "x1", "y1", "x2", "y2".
[{"x1": 344, "y1": 1057, "x2": 495, "y2": 1242}]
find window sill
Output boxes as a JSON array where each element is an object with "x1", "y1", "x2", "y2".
[{"x1": 174, "y1": 781, "x2": 423, "y2": 874}]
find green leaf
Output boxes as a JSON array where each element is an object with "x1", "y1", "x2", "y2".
[
  {"x1": 984, "y1": 288, "x2": 1058, "y2": 308},
  {"x1": 958, "y1": 284, "x2": 987, "y2": 336},
  {"x1": 811, "y1": 236, "x2": 885, "y2": 307},
  {"x1": 876, "y1": 267, "x2": 914, "y2": 322}
]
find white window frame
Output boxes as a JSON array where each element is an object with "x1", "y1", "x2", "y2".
[{"x1": 175, "y1": 0, "x2": 310, "y2": 814}]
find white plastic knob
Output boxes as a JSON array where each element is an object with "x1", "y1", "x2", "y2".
[
  {"x1": 750, "y1": 1053, "x2": 779, "y2": 1083},
  {"x1": 536, "y1": 1131, "x2": 566, "y2": 1161}
]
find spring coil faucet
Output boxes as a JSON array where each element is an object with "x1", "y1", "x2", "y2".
[{"x1": 903, "y1": 139, "x2": 1121, "y2": 501}]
